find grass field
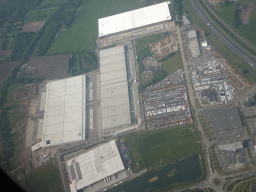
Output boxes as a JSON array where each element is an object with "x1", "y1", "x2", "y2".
[
  {"x1": 135, "y1": 32, "x2": 171, "y2": 51},
  {"x1": 137, "y1": 46, "x2": 151, "y2": 60},
  {"x1": 121, "y1": 124, "x2": 199, "y2": 171},
  {"x1": 47, "y1": 0, "x2": 147, "y2": 54},
  {"x1": 218, "y1": 2, "x2": 237, "y2": 26},
  {"x1": 38, "y1": 0, "x2": 67, "y2": 8},
  {"x1": 27, "y1": 159, "x2": 64, "y2": 192},
  {"x1": 24, "y1": 7, "x2": 59, "y2": 23},
  {"x1": 162, "y1": 51, "x2": 182, "y2": 74},
  {"x1": 8, "y1": 109, "x2": 26, "y2": 130},
  {"x1": 215, "y1": 1, "x2": 256, "y2": 45}
]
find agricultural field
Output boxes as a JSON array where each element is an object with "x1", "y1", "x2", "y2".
[
  {"x1": 24, "y1": 7, "x2": 59, "y2": 23},
  {"x1": 216, "y1": 0, "x2": 256, "y2": 45},
  {"x1": 47, "y1": 0, "x2": 147, "y2": 54},
  {"x1": 24, "y1": 54, "x2": 71, "y2": 80},
  {"x1": 162, "y1": 51, "x2": 182, "y2": 74},
  {"x1": 38, "y1": 0, "x2": 67, "y2": 8},
  {"x1": 121, "y1": 124, "x2": 199, "y2": 171},
  {"x1": 27, "y1": 160, "x2": 64, "y2": 192},
  {"x1": 0, "y1": 61, "x2": 21, "y2": 89}
]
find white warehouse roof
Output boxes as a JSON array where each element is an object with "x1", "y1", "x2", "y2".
[
  {"x1": 100, "y1": 46, "x2": 131, "y2": 130},
  {"x1": 98, "y1": 1, "x2": 171, "y2": 37},
  {"x1": 67, "y1": 140, "x2": 125, "y2": 192},
  {"x1": 42, "y1": 75, "x2": 86, "y2": 147}
]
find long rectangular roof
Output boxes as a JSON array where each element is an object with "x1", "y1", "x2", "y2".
[
  {"x1": 98, "y1": 1, "x2": 171, "y2": 37},
  {"x1": 100, "y1": 46, "x2": 131, "y2": 129},
  {"x1": 67, "y1": 140, "x2": 125, "y2": 191},
  {"x1": 42, "y1": 75, "x2": 86, "y2": 147}
]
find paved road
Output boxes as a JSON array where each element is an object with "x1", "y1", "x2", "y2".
[
  {"x1": 200, "y1": 0, "x2": 256, "y2": 54},
  {"x1": 189, "y1": 0, "x2": 256, "y2": 69}
]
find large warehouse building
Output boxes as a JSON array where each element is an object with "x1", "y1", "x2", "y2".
[
  {"x1": 98, "y1": 1, "x2": 171, "y2": 37},
  {"x1": 41, "y1": 75, "x2": 86, "y2": 147},
  {"x1": 100, "y1": 46, "x2": 131, "y2": 132},
  {"x1": 68, "y1": 140, "x2": 125, "y2": 192}
]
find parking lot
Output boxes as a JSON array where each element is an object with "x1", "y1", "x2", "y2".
[
  {"x1": 143, "y1": 70, "x2": 192, "y2": 130},
  {"x1": 183, "y1": 25, "x2": 249, "y2": 106}
]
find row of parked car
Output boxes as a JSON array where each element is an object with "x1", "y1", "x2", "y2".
[{"x1": 120, "y1": 143, "x2": 132, "y2": 166}]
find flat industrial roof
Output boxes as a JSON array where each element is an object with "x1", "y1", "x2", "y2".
[
  {"x1": 218, "y1": 142, "x2": 243, "y2": 152},
  {"x1": 98, "y1": 1, "x2": 171, "y2": 37},
  {"x1": 100, "y1": 46, "x2": 131, "y2": 130},
  {"x1": 67, "y1": 140, "x2": 125, "y2": 192},
  {"x1": 42, "y1": 75, "x2": 86, "y2": 147}
]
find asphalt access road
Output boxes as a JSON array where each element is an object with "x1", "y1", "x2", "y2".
[{"x1": 189, "y1": 0, "x2": 256, "y2": 69}]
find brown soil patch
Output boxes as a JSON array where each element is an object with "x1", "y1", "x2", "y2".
[
  {"x1": 240, "y1": 2, "x2": 255, "y2": 24},
  {"x1": 22, "y1": 21, "x2": 46, "y2": 32},
  {"x1": 0, "y1": 61, "x2": 21, "y2": 89},
  {"x1": 25, "y1": 54, "x2": 71, "y2": 80}
]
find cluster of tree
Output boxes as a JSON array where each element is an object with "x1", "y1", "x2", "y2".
[
  {"x1": 138, "y1": 69, "x2": 168, "y2": 91},
  {"x1": 1, "y1": 34, "x2": 8, "y2": 50},
  {"x1": 172, "y1": 0, "x2": 184, "y2": 19},
  {"x1": 36, "y1": 21, "x2": 61, "y2": 56},
  {"x1": 220, "y1": 0, "x2": 230, "y2": 7},
  {"x1": 68, "y1": 50, "x2": 98, "y2": 76},
  {"x1": 20, "y1": 0, "x2": 83, "y2": 60},
  {"x1": 233, "y1": 4, "x2": 241, "y2": 29},
  {"x1": 0, "y1": 0, "x2": 43, "y2": 24},
  {"x1": 0, "y1": 108, "x2": 15, "y2": 172},
  {"x1": 8, "y1": 32, "x2": 36, "y2": 61}
]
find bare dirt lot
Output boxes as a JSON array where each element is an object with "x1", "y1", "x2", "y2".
[
  {"x1": 22, "y1": 21, "x2": 45, "y2": 32},
  {"x1": 0, "y1": 61, "x2": 21, "y2": 89},
  {"x1": 240, "y1": 2, "x2": 254, "y2": 24},
  {"x1": 25, "y1": 54, "x2": 71, "y2": 80}
]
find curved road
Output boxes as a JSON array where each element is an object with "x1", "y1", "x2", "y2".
[{"x1": 189, "y1": 0, "x2": 256, "y2": 69}]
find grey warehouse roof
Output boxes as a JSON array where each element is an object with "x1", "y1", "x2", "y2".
[
  {"x1": 182, "y1": 16, "x2": 191, "y2": 26},
  {"x1": 100, "y1": 46, "x2": 131, "y2": 130},
  {"x1": 218, "y1": 142, "x2": 243, "y2": 152}
]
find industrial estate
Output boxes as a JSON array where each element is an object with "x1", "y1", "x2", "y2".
[{"x1": 1, "y1": 0, "x2": 256, "y2": 192}]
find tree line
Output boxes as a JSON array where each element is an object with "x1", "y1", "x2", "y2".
[
  {"x1": 68, "y1": 50, "x2": 98, "y2": 76},
  {"x1": 138, "y1": 69, "x2": 168, "y2": 91}
]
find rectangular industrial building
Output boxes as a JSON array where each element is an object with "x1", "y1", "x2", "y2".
[
  {"x1": 187, "y1": 30, "x2": 201, "y2": 58},
  {"x1": 218, "y1": 142, "x2": 243, "y2": 152},
  {"x1": 42, "y1": 75, "x2": 86, "y2": 147},
  {"x1": 98, "y1": 1, "x2": 171, "y2": 37},
  {"x1": 100, "y1": 46, "x2": 131, "y2": 130},
  {"x1": 67, "y1": 140, "x2": 125, "y2": 192}
]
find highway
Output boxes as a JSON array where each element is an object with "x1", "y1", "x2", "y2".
[{"x1": 189, "y1": 0, "x2": 256, "y2": 69}]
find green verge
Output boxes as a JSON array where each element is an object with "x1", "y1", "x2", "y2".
[
  {"x1": 162, "y1": 51, "x2": 182, "y2": 74},
  {"x1": 183, "y1": 0, "x2": 256, "y2": 83},
  {"x1": 27, "y1": 159, "x2": 64, "y2": 192}
]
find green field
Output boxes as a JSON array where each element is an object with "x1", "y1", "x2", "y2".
[
  {"x1": 137, "y1": 46, "x2": 152, "y2": 60},
  {"x1": 47, "y1": 0, "x2": 147, "y2": 54},
  {"x1": 8, "y1": 109, "x2": 26, "y2": 130},
  {"x1": 121, "y1": 124, "x2": 199, "y2": 171},
  {"x1": 162, "y1": 51, "x2": 182, "y2": 74},
  {"x1": 135, "y1": 32, "x2": 171, "y2": 51},
  {"x1": 27, "y1": 160, "x2": 64, "y2": 192},
  {"x1": 216, "y1": 1, "x2": 256, "y2": 46},
  {"x1": 218, "y1": 2, "x2": 237, "y2": 26},
  {"x1": 25, "y1": 7, "x2": 59, "y2": 23},
  {"x1": 38, "y1": 0, "x2": 67, "y2": 8}
]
